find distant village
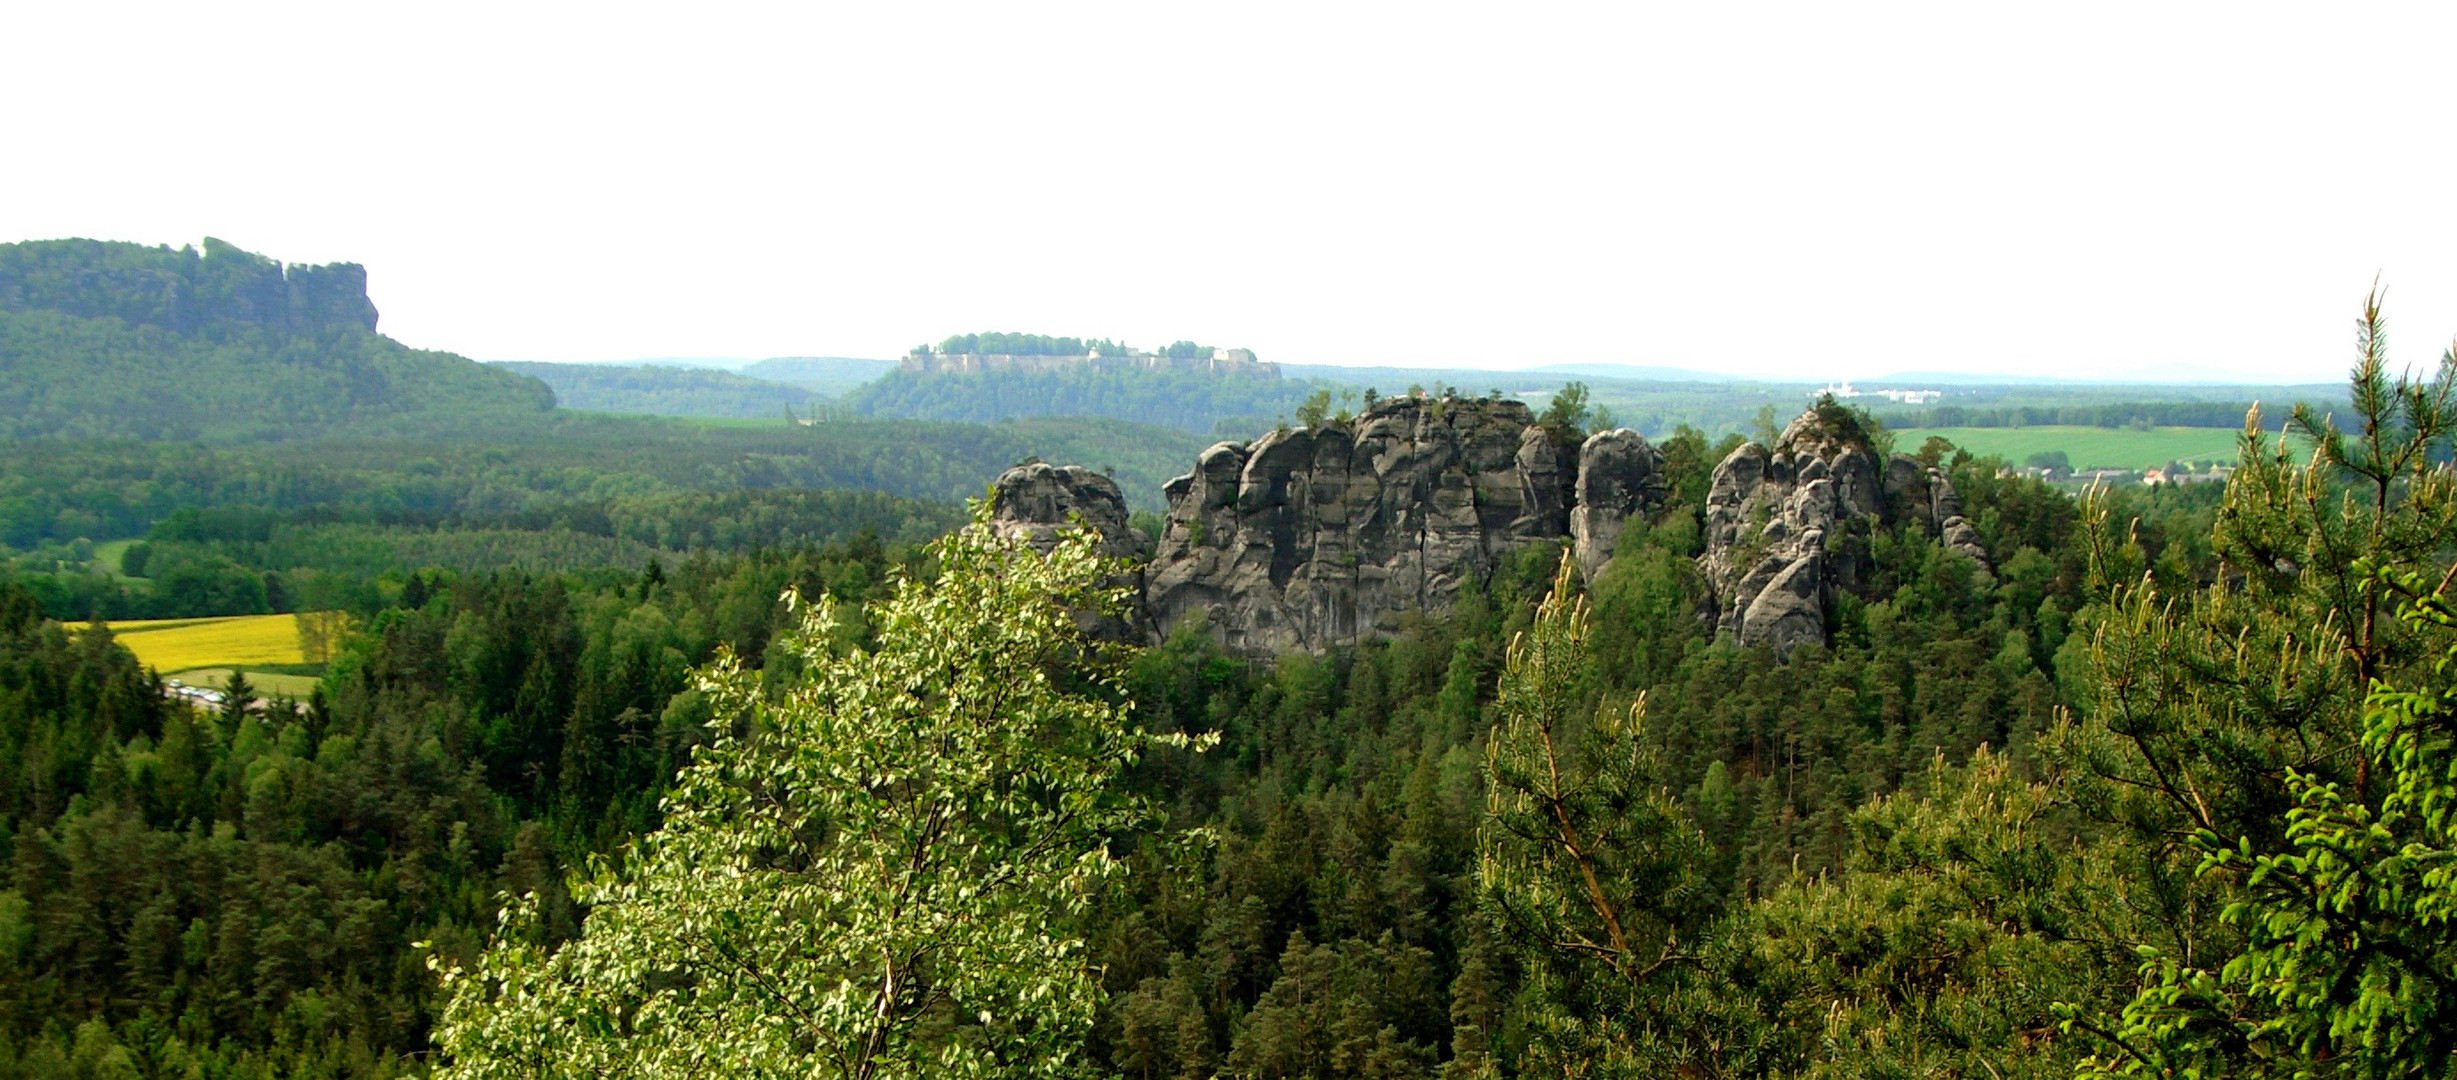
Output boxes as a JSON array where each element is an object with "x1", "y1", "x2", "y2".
[
  {"x1": 2006, "y1": 462, "x2": 2234, "y2": 488},
  {"x1": 1811, "y1": 380, "x2": 1942, "y2": 405}
]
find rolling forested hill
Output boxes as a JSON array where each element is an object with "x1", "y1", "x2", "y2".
[
  {"x1": 846, "y1": 363, "x2": 1336, "y2": 435},
  {"x1": 492, "y1": 361, "x2": 835, "y2": 419},
  {"x1": 0, "y1": 238, "x2": 555, "y2": 440},
  {"x1": 5, "y1": 234, "x2": 2447, "y2": 1079},
  {"x1": 0, "y1": 240, "x2": 1219, "y2": 627},
  {"x1": 738, "y1": 355, "x2": 896, "y2": 394}
]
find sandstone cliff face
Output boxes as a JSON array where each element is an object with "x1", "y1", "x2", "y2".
[
  {"x1": 1698, "y1": 409, "x2": 1993, "y2": 654},
  {"x1": 988, "y1": 463, "x2": 1145, "y2": 560},
  {"x1": 989, "y1": 398, "x2": 1676, "y2": 656},
  {"x1": 1142, "y1": 396, "x2": 1576, "y2": 655},
  {"x1": 1570, "y1": 429, "x2": 1665, "y2": 581},
  {"x1": 988, "y1": 462, "x2": 1147, "y2": 639}
]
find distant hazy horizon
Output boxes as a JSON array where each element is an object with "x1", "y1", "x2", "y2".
[{"x1": 523, "y1": 353, "x2": 2345, "y2": 391}]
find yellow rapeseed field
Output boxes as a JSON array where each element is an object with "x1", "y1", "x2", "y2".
[{"x1": 97, "y1": 613, "x2": 307, "y2": 674}]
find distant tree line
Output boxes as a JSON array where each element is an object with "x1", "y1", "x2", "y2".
[
  {"x1": 494, "y1": 362, "x2": 839, "y2": 420},
  {"x1": 1874, "y1": 399, "x2": 2335, "y2": 430},
  {"x1": 926, "y1": 332, "x2": 1132, "y2": 357},
  {"x1": 848, "y1": 365, "x2": 1327, "y2": 435},
  {"x1": 0, "y1": 409, "x2": 1206, "y2": 554}
]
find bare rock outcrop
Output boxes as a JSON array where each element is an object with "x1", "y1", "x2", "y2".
[
  {"x1": 1143, "y1": 396, "x2": 1571, "y2": 655},
  {"x1": 991, "y1": 399, "x2": 1681, "y2": 656},
  {"x1": 1700, "y1": 407, "x2": 1993, "y2": 654},
  {"x1": 988, "y1": 463, "x2": 1145, "y2": 559},
  {"x1": 1570, "y1": 429, "x2": 1666, "y2": 580}
]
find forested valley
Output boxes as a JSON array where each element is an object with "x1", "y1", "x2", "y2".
[
  {"x1": 0, "y1": 385, "x2": 2278, "y2": 1079},
  {"x1": 5, "y1": 236, "x2": 2453, "y2": 1079}
]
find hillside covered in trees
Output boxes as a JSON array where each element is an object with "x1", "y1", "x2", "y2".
[
  {"x1": 4, "y1": 238, "x2": 2451, "y2": 1080},
  {"x1": 492, "y1": 362, "x2": 836, "y2": 420},
  {"x1": 0, "y1": 241, "x2": 1224, "y2": 626},
  {"x1": 847, "y1": 364, "x2": 1334, "y2": 435},
  {"x1": 0, "y1": 239, "x2": 555, "y2": 440},
  {"x1": 0, "y1": 365, "x2": 2314, "y2": 1078}
]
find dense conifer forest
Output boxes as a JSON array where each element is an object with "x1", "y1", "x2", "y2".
[
  {"x1": 1, "y1": 396, "x2": 2248, "y2": 1078},
  {"x1": 4, "y1": 236, "x2": 2452, "y2": 1078}
]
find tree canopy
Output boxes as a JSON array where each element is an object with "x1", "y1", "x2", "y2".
[{"x1": 435, "y1": 510, "x2": 1192, "y2": 1080}]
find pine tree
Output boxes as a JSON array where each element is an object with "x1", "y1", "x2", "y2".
[
  {"x1": 2066, "y1": 294, "x2": 2457, "y2": 1076},
  {"x1": 1475, "y1": 556, "x2": 1718, "y2": 1076}
]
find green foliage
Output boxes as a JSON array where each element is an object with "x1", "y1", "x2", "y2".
[
  {"x1": 435, "y1": 513, "x2": 1183, "y2": 1080},
  {"x1": 14, "y1": 263, "x2": 2423, "y2": 1080},
  {"x1": 737, "y1": 356, "x2": 898, "y2": 395},
  {"x1": 495, "y1": 361, "x2": 839, "y2": 419},
  {"x1": 2091, "y1": 573, "x2": 2457, "y2": 1078},
  {"x1": 1478, "y1": 558, "x2": 1717, "y2": 1076},
  {"x1": 1891, "y1": 425, "x2": 2244, "y2": 472},
  {"x1": 1537, "y1": 382, "x2": 1596, "y2": 451},
  {"x1": 0, "y1": 539, "x2": 908, "y2": 1078},
  {"x1": 0, "y1": 410, "x2": 1194, "y2": 556},
  {"x1": 1878, "y1": 399, "x2": 2333, "y2": 431},
  {"x1": 0, "y1": 237, "x2": 375, "y2": 335},
  {"x1": 933, "y1": 332, "x2": 1131, "y2": 357},
  {"x1": 1294, "y1": 388, "x2": 1334, "y2": 428},
  {"x1": 2068, "y1": 297, "x2": 2457, "y2": 1079},
  {"x1": 0, "y1": 239, "x2": 554, "y2": 441},
  {"x1": 1743, "y1": 750, "x2": 2120, "y2": 1079}
]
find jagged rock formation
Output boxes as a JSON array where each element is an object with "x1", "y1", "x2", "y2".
[
  {"x1": 988, "y1": 463, "x2": 1145, "y2": 560},
  {"x1": 1570, "y1": 429, "x2": 1666, "y2": 580},
  {"x1": 1699, "y1": 407, "x2": 1993, "y2": 654},
  {"x1": 1910, "y1": 460, "x2": 1996, "y2": 570},
  {"x1": 993, "y1": 402, "x2": 1995, "y2": 659},
  {"x1": 1140, "y1": 396, "x2": 1586, "y2": 655},
  {"x1": 988, "y1": 399, "x2": 1694, "y2": 656}
]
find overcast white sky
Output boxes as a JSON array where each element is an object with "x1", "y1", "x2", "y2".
[{"x1": 4, "y1": 2, "x2": 2452, "y2": 383}]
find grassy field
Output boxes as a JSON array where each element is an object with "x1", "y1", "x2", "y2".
[
  {"x1": 166, "y1": 667, "x2": 323, "y2": 698},
  {"x1": 1893, "y1": 426, "x2": 2242, "y2": 471},
  {"x1": 89, "y1": 538, "x2": 141, "y2": 579},
  {"x1": 97, "y1": 613, "x2": 306, "y2": 673}
]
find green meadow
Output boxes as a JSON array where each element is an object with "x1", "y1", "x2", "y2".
[{"x1": 1892, "y1": 425, "x2": 2244, "y2": 471}]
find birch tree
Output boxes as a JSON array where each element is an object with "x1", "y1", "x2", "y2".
[{"x1": 435, "y1": 509, "x2": 1174, "y2": 1080}]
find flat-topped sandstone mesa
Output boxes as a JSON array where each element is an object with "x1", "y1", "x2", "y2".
[
  {"x1": 1698, "y1": 405, "x2": 1992, "y2": 655},
  {"x1": 0, "y1": 237, "x2": 378, "y2": 336}
]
